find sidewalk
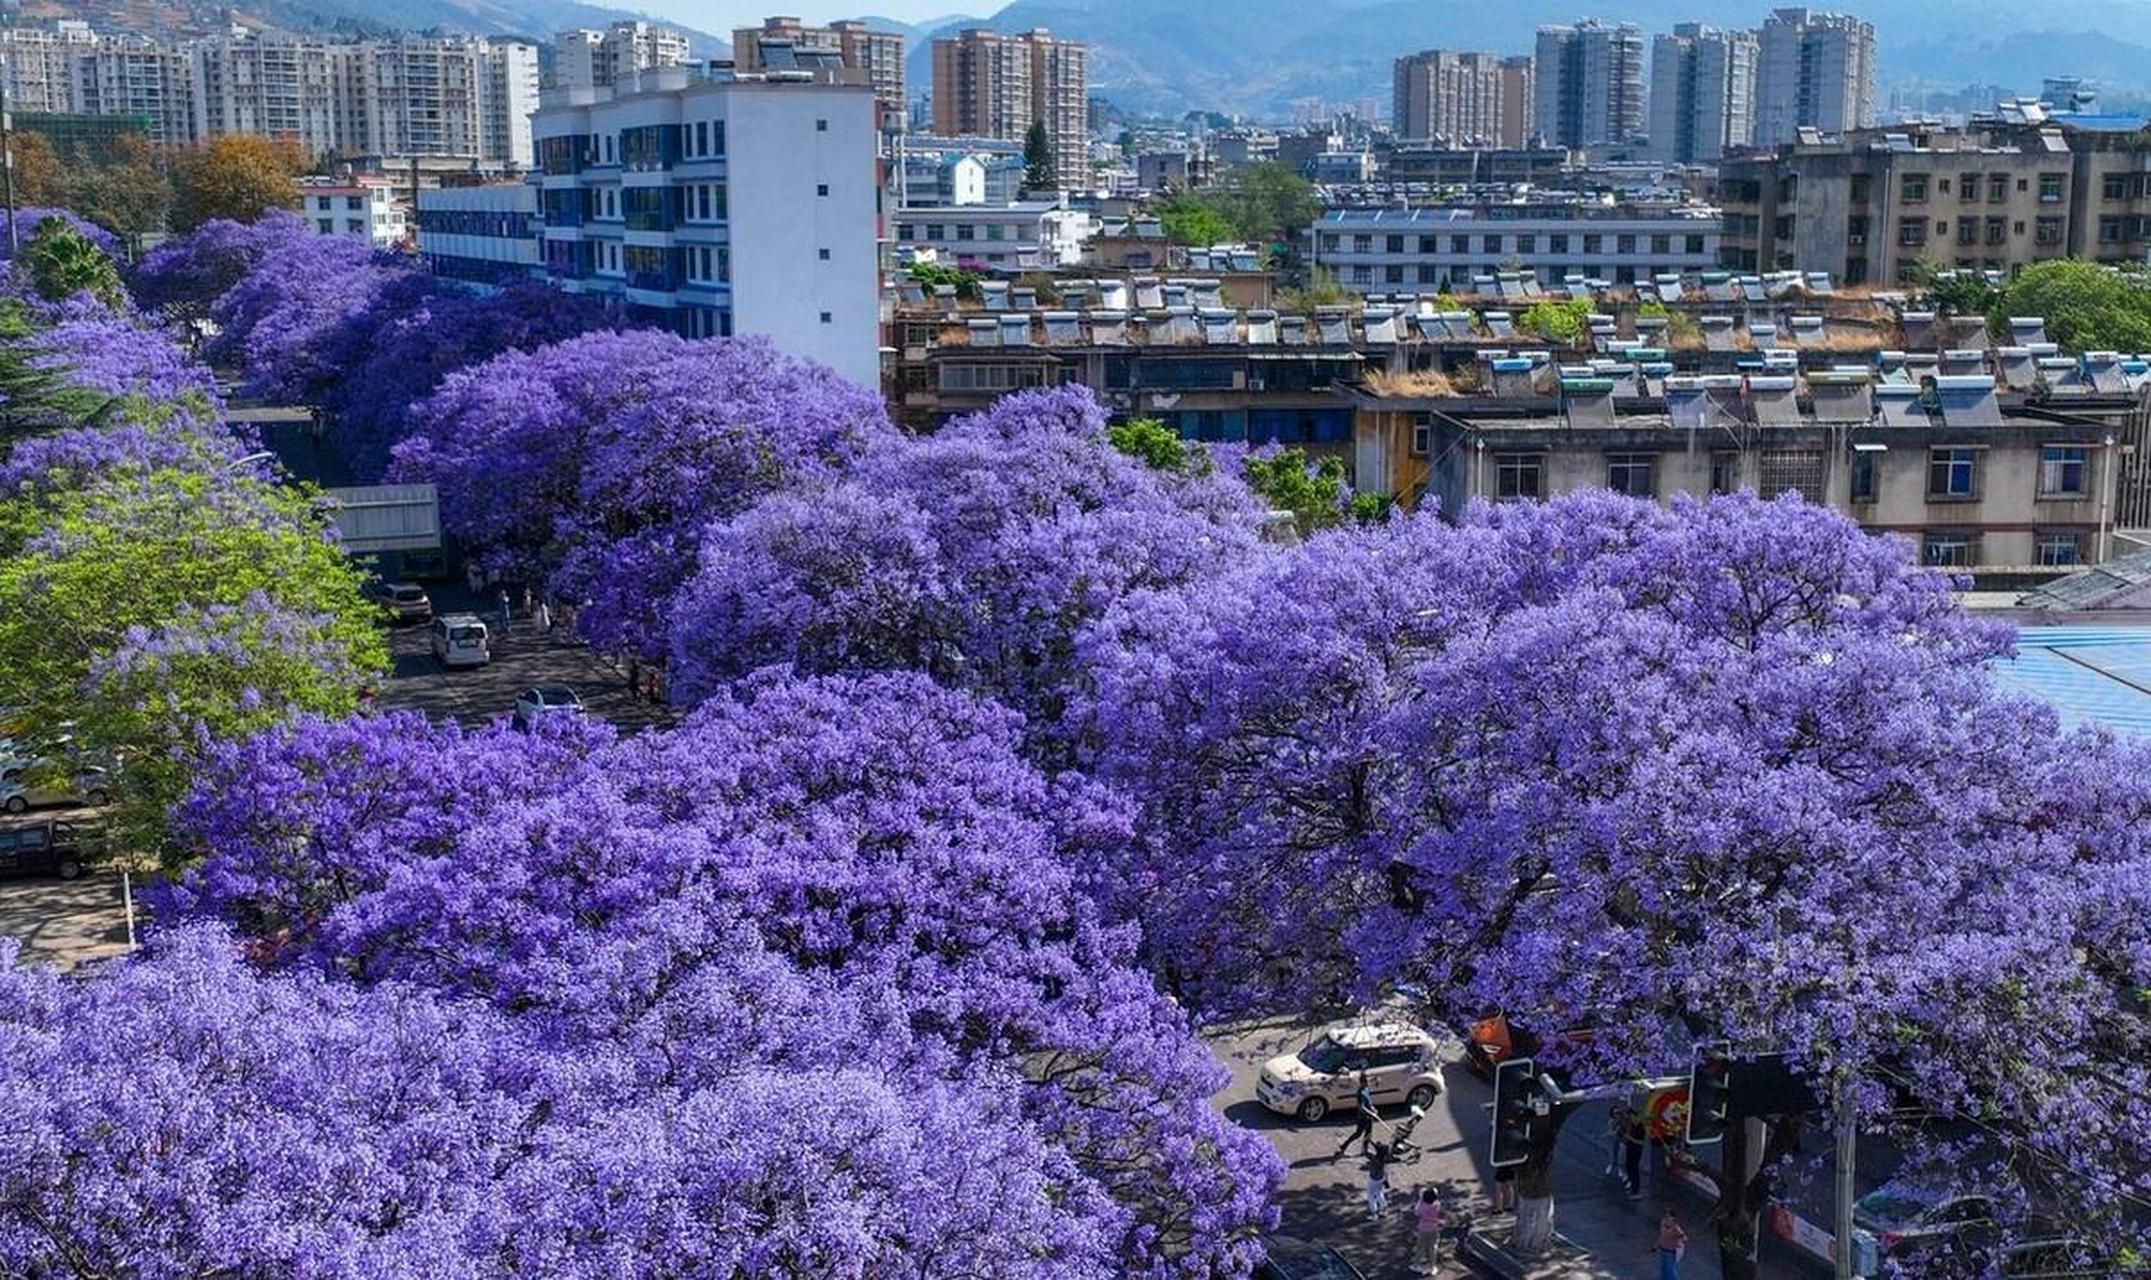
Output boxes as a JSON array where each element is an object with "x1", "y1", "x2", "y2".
[{"x1": 1459, "y1": 1118, "x2": 1808, "y2": 1280}]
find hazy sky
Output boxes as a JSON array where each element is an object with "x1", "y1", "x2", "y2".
[{"x1": 631, "y1": 0, "x2": 986, "y2": 33}]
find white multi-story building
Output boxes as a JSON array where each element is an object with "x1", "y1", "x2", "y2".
[
  {"x1": 1533, "y1": 19, "x2": 1645, "y2": 150},
  {"x1": 531, "y1": 64, "x2": 880, "y2": 387},
  {"x1": 299, "y1": 179, "x2": 406, "y2": 247},
  {"x1": 72, "y1": 38, "x2": 197, "y2": 145},
  {"x1": 358, "y1": 36, "x2": 537, "y2": 165},
  {"x1": 1754, "y1": 8, "x2": 1875, "y2": 147},
  {"x1": 0, "y1": 20, "x2": 98, "y2": 115},
  {"x1": 190, "y1": 33, "x2": 366, "y2": 158},
  {"x1": 551, "y1": 22, "x2": 693, "y2": 92},
  {"x1": 1313, "y1": 199, "x2": 1722, "y2": 292},
  {"x1": 892, "y1": 200, "x2": 1096, "y2": 270},
  {"x1": 1647, "y1": 24, "x2": 1756, "y2": 164},
  {"x1": 417, "y1": 183, "x2": 541, "y2": 288}
]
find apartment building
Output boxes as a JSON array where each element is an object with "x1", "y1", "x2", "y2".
[
  {"x1": 1646, "y1": 24, "x2": 1756, "y2": 164},
  {"x1": 1719, "y1": 123, "x2": 2080, "y2": 283},
  {"x1": 930, "y1": 29, "x2": 1089, "y2": 188},
  {"x1": 354, "y1": 37, "x2": 538, "y2": 165},
  {"x1": 189, "y1": 33, "x2": 367, "y2": 158},
  {"x1": 72, "y1": 39, "x2": 197, "y2": 145},
  {"x1": 893, "y1": 201, "x2": 1097, "y2": 270},
  {"x1": 733, "y1": 18, "x2": 904, "y2": 121},
  {"x1": 551, "y1": 22, "x2": 693, "y2": 92},
  {"x1": 1391, "y1": 50, "x2": 1535, "y2": 147},
  {"x1": 299, "y1": 180, "x2": 406, "y2": 247},
  {"x1": 0, "y1": 21, "x2": 98, "y2": 115},
  {"x1": 1533, "y1": 20, "x2": 1645, "y2": 150},
  {"x1": 1753, "y1": 8, "x2": 1874, "y2": 148},
  {"x1": 530, "y1": 64, "x2": 880, "y2": 387},
  {"x1": 1315, "y1": 199, "x2": 1721, "y2": 292},
  {"x1": 416, "y1": 184, "x2": 541, "y2": 287}
]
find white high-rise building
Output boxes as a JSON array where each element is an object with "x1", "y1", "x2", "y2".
[
  {"x1": 190, "y1": 33, "x2": 367, "y2": 159},
  {"x1": 551, "y1": 22, "x2": 693, "y2": 91},
  {"x1": 531, "y1": 64, "x2": 880, "y2": 387},
  {"x1": 72, "y1": 39, "x2": 198, "y2": 145},
  {"x1": 358, "y1": 36, "x2": 537, "y2": 165},
  {"x1": 1646, "y1": 24, "x2": 1757, "y2": 163},
  {"x1": 1533, "y1": 19, "x2": 1645, "y2": 150},
  {"x1": 1753, "y1": 7, "x2": 1875, "y2": 146},
  {"x1": 0, "y1": 21, "x2": 98, "y2": 115}
]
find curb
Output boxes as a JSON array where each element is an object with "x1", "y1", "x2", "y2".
[{"x1": 1458, "y1": 1229, "x2": 1590, "y2": 1279}]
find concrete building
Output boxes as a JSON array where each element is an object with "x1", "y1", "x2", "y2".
[
  {"x1": 930, "y1": 29, "x2": 1090, "y2": 188},
  {"x1": 355, "y1": 36, "x2": 537, "y2": 165},
  {"x1": 299, "y1": 179, "x2": 406, "y2": 247},
  {"x1": 416, "y1": 183, "x2": 541, "y2": 287},
  {"x1": 72, "y1": 39, "x2": 197, "y2": 146},
  {"x1": 551, "y1": 22, "x2": 693, "y2": 92},
  {"x1": 1533, "y1": 20, "x2": 1645, "y2": 150},
  {"x1": 1753, "y1": 8, "x2": 1875, "y2": 148},
  {"x1": 531, "y1": 64, "x2": 880, "y2": 387},
  {"x1": 733, "y1": 18, "x2": 904, "y2": 121},
  {"x1": 1391, "y1": 50, "x2": 1535, "y2": 147},
  {"x1": 1646, "y1": 24, "x2": 1756, "y2": 164},
  {"x1": 893, "y1": 201, "x2": 1097, "y2": 270},
  {"x1": 0, "y1": 20, "x2": 98, "y2": 115},
  {"x1": 189, "y1": 32, "x2": 366, "y2": 160},
  {"x1": 1315, "y1": 198, "x2": 1721, "y2": 291},
  {"x1": 1718, "y1": 122, "x2": 2080, "y2": 283}
]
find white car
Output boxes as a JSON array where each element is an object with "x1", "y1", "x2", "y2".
[
  {"x1": 1257, "y1": 1021, "x2": 1445, "y2": 1123},
  {"x1": 513, "y1": 686, "x2": 584, "y2": 730},
  {"x1": 0, "y1": 762, "x2": 111, "y2": 814}
]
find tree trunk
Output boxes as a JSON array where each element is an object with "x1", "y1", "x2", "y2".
[
  {"x1": 1513, "y1": 1194, "x2": 1555, "y2": 1255},
  {"x1": 1709, "y1": 1117, "x2": 1803, "y2": 1280},
  {"x1": 1509, "y1": 1101, "x2": 1576, "y2": 1258}
]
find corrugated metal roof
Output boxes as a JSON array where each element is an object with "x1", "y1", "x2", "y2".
[{"x1": 1991, "y1": 626, "x2": 2151, "y2": 735}]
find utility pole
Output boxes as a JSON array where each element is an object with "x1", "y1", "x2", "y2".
[
  {"x1": 1832, "y1": 1086, "x2": 1856, "y2": 1279},
  {"x1": 0, "y1": 10, "x2": 17, "y2": 257}
]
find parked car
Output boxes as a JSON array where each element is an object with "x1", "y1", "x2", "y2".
[
  {"x1": 0, "y1": 819, "x2": 84, "y2": 880},
  {"x1": 1256, "y1": 1021, "x2": 1444, "y2": 1123},
  {"x1": 1253, "y1": 1235, "x2": 1364, "y2": 1280},
  {"x1": 430, "y1": 615, "x2": 491, "y2": 668},
  {"x1": 368, "y1": 581, "x2": 433, "y2": 624},
  {"x1": 0, "y1": 762, "x2": 109, "y2": 814},
  {"x1": 513, "y1": 685, "x2": 584, "y2": 730},
  {"x1": 1852, "y1": 1182, "x2": 2001, "y2": 1275}
]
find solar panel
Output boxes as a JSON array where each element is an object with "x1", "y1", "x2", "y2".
[
  {"x1": 1245, "y1": 310, "x2": 1278, "y2": 344},
  {"x1": 1933, "y1": 374, "x2": 2002, "y2": 427},
  {"x1": 1087, "y1": 309, "x2": 1128, "y2": 345},
  {"x1": 1873, "y1": 383, "x2": 1928, "y2": 426},
  {"x1": 1560, "y1": 378, "x2": 1617, "y2": 427},
  {"x1": 1748, "y1": 374, "x2": 1801, "y2": 424}
]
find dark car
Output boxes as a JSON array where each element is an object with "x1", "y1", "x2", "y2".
[
  {"x1": 0, "y1": 819, "x2": 84, "y2": 880},
  {"x1": 1254, "y1": 1235, "x2": 1365, "y2": 1280}
]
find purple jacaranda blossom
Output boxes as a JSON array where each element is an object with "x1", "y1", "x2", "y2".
[{"x1": 130, "y1": 210, "x2": 314, "y2": 318}]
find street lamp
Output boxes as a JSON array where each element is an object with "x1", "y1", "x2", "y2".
[{"x1": 218, "y1": 450, "x2": 276, "y2": 476}]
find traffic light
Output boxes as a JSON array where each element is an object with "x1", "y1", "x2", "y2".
[
  {"x1": 1491, "y1": 1056, "x2": 1541, "y2": 1168},
  {"x1": 1687, "y1": 1045, "x2": 1732, "y2": 1147}
]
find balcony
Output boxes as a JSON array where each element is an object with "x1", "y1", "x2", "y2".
[{"x1": 628, "y1": 269, "x2": 678, "y2": 293}]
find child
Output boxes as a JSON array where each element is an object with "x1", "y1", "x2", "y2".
[
  {"x1": 1364, "y1": 1141, "x2": 1392, "y2": 1219},
  {"x1": 1412, "y1": 1187, "x2": 1444, "y2": 1274}
]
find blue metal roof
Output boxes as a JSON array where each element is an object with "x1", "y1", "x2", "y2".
[{"x1": 1990, "y1": 626, "x2": 2151, "y2": 735}]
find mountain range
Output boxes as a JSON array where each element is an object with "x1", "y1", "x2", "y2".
[{"x1": 35, "y1": 0, "x2": 2151, "y2": 119}]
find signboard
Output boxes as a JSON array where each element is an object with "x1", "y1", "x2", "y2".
[{"x1": 326, "y1": 484, "x2": 441, "y2": 554}]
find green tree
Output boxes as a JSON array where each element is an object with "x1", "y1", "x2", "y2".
[
  {"x1": 1517, "y1": 297, "x2": 1597, "y2": 344},
  {"x1": 1210, "y1": 162, "x2": 1319, "y2": 246},
  {"x1": 1106, "y1": 417, "x2": 1197, "y2": 473},
  {"x1": 171, "y1": 134, "x2": 304, "y2": 232},
  {"x1": 1278, "y1": 264, "x2": 1351, "y2": 313},
  {"x1": 1989, "y1": 259, "x2": 2151, "y2": 350},
  {"x1": 0, "y1": 469, "x2": 387, "y2": 858},
  {"x1": 907, "y1": 260, "x2": 983, "y2": 300},
  {"x1": 1241, "y1": 448, "x2": 1359, "y2": 535},
  {"x1": 0, "y1": 302, "x2": 111, "y2": 442},
  {"x1": 1155, "y1": 195, "x2": 1237, "y2": 247},
  {"x1": 1023, "y1": 120, "x2": 1056, "y2": 191},
  {"x1": 20, "y1": 216, "x2": 126, "y2": 310},
  {"x1": 1909, "y1": 260, "x2": 1999, "y2": 320}
]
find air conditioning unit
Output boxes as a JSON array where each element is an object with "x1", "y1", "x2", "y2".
[{"x1": 1848, "y1": 234, "x2": 1866, "y2": 246}]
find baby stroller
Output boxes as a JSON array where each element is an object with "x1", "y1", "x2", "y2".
[{"x1": 1387, "y1": 1103, "x2": 1431, "y2": 1163}]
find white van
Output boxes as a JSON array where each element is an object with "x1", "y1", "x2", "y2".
[{"x1": 430, "y1": 615, "x2": 491, "y2": 668}]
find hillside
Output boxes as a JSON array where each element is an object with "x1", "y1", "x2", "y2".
[{"x1": 27, "y1": 0, "x2": 726, "y2": 50}]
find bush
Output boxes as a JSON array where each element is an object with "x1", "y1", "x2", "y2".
[
  {"x1": 1518, "y1": 297, "x2": 1596, "y2": 344},
  {"x1": 1989, "y1": 260, "x2": 2151, "y2": 351}
]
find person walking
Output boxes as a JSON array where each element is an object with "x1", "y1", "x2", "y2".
[
  {"x1": 536, "y1": 599, "x2": 553, "y2": 634},
  {"x1": 496, "y1": 589, "x2": 511, "y2": 626},
  {"x1": 1620, "y1": 1102, "x2": 1649, "y2": 1197},
  {"x1": 1655, "y1": 1208, "x2": 1688, "y2": 1280},
  {"x1": 1411, "y1": 1187, "x2": 1444, "y2": 1274},
  {"x1": 1336, "y1": 1071, "x2": 1379, "y2": 1158},
  {"x1": 1363, "y1": 1141, "x2": 1390, "y2": 1219}
]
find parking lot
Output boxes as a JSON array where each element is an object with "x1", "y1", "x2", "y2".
[
  {"x1": 374, "y1": 586, "x2": 677, "y2": 734},
  {"x1": 0, "y1": 870, "x2": 136, "y2": 969}
]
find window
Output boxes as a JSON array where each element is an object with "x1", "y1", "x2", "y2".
[
  {"x1": 695, "y1": 121, "x2": 709, "y2": 155},
  {"x1": 1898, "y1": 218, "x2": 1927, "y2": 248},
  {"x1": 345, "y1": 195, "x2": 364, "y2": 211},
  {"x1": 1386, "y1": 234, "x2": 1405, "y2": 253},
  {"x1": 1482, "y1": 235, "x2": 1502, "y2": 254},
  {"x1": 1927, "y1": 447, "x2": 1978, "y2": 499},
  {"x1": 817, "y1": 183, "x2": 829, "y2": 197},
  {"x1": 1322, "y1": 234, "x2": 1342, "y2": 253},
  {"x1": 1582, "y1": 234, "x2": 1602, "y2": 254},
  {"x1": 820, "y1": 311, "x2": 832, "y2": 324},
  {"x1": 2036, "y1": 216, "x2": 2063, "y2": 246},
  {"x1": 1958, "y1": 176, "x2": 1980, "y2": 204},
  {"x1": 2039, "y1": 444, "x2": 2088, "y2": 496},
  {"x1": 816, "y1": 118, "x2": 828, "y2": 132},
  {"x1": 2101, "y1": 216, "x2": 2123, "y2": 243},
  {"x1": 1686, "y1": 234, "x2": 1705, "y2": 255},
  {"x1": 1550, "y1": 234, "x2": 1569, "y2": 254},
  {"x1": 1922, "y1": 532, "x2": 1977, "y2": 568},
  {"x1": 1516, "y1": 235, "x2": 1535, "y2": 254},
  {"x1": 1850, "y1": 174, "x2": 1871, "y2": 203},
  {"x1": 2036, "y1": 531, "x2": 2082, "y2": 566},
  {"x1": 1989, "y1": 173, "x2": 2009, "y2": 202},
  {"x1": 1850, "y1": 450, "x2": 1878, "y2": 502},
  {"x1": 2039, "y1": 173, "x2": 2066, "y2": 203},
  {"x1": 1985, "y1": 216, "x2": 2007, "y2": 246},
  {"x1": 2104, "y1": 172, "x2": 2130, "y2": 200},
  {"x1": 1901, "y1": 174, "x2": 1928, "y2": 203},
  {"x1": 1385, "y1": 264, "x2": 1405, "y2": 283},
  {"x1": 1410, "y1": 415, "x2": 1431, "y2": 456},
  {"x1": 1955, "y1": 217, "x2": 1977, "y2": 246},
  {"x1": 316, "y1": 218, "x2": 334, "y2": 234},
  {"x1": 1452, "y1": 235, "x2": 1470, "y2": 253},
  {"x1": 1709, "y1": 451, "x2": 1741, "y2": 495},
  {"x1": 1607, "y1": 453, "x2": 1655, "y2": 498},
  {"x1": 897, "y1": 222, "x2": 914, "y2": 240},
  {"x1": 954, "y1": 224, "x2": 975, "y2": 241},
  {"x1": 1354, "y1": 235, "x2": 1373, "y2": 253},
  {"x1": 1417, "y1": 264, "x2": 1439, "y2": 283},
  {"x1": 1350, "y1": 265, "x2": 1373, "y2": 285},
  {"x1": 1493, "y1": 453, "x2": 1544, "y2": 501},
  {"x1": 925, "y1": 224, "x2": 943, "y2": 239},
  {"x1": 1419, "y1": 236, "x2": 1439, "y2": 254},
  {"x1": 1616, "y1": 234, "x2": 1635, "y2": 254},
  {"x1": 1651, "y1": 234, "x2": 1670, "y2": 255}
]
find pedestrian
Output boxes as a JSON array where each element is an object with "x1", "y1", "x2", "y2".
[
  {"x1": 1336, "y1": 1071, "x2": 1378, "y2": 1158},
  {"x1": 1412, "y1": 1187, "x2": 1444, "y2": 1274},
  {"x1": 496, "y1": 589, "x2": 511, "y2": 626},
  {"x1": 537, "y1": 599, "x2": 553, "y2": 634},
  {"x1": 1363, "y1": 1141, "x2": 1390, "y2": 1219},
  {"x1": 1491, "y1": 1161, "x2": 1517, "y2": 1214},
  {"x1": 1621, "y1": 1101, "x2": 1649, "y2": 1197},
  {"x1": 1605, "y1": 1102, "x2": 1629, "y2": 1178},
  {"x1": 465, "y1": 561, "x2": 484, "y2": 596},
  {"x1": 1655, "y1": 1208, "x2": 1688, "y2": 1280}
]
